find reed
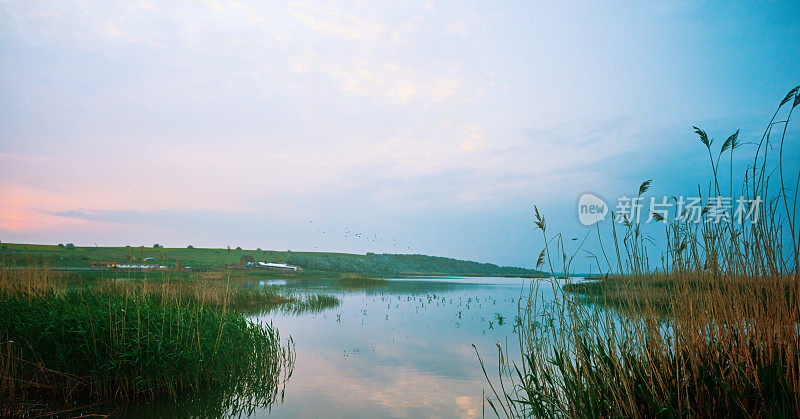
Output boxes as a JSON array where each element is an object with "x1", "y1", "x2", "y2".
[
  {"x1": 277, "y1": 293, "x2": 340, "y2": 314},
  {"x1": 0, "y1": 267, "x2": 295, "y2": 416},
  {"x1": 480, "y1": 86, "x2": 800, "y2": 417},
  {"x1": 93, "y1": 270, "x2": 340, "y2": 314},
  {"x1": 100, "y1": 275, "x2": 296, "y2": 311}
]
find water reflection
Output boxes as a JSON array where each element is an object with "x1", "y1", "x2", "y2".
[
  {"x1": 117, "y1": 378, "x2": 291, "y2": 419},
  {"x1": 41, "y1": 329, "x2": 295, "y2": 419},
  {"x1": 252, "y1": 276, "x2": 555, "y2": 418},
  {"x1": 105, "y1": 275, "x2": 560, "y2": 418},
  {"x1": 259, "y1": 279, "x2": 287, "y2": 286}
]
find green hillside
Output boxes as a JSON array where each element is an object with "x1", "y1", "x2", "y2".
[{"x1": 0, "y1": 243, "x2": 544, "y2": 277}]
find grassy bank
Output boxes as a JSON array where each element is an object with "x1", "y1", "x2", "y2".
[
  {"x1": 0, "y1": 243, "x2": 545, "y2": 277},
  {"x1": 480, "y1": 86, "x2": 800, "y2": 417},
  {"x1": 0, "y1": 267, "x2": 297, "y2": 416},
  {"x1": 98, "y1": 271, "x2": 340, "y2": 315},
  {"x1": 480, "y1": 272, "x2": 799, "y2": 417}
]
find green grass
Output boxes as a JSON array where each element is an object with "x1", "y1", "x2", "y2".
[
  {"x1": 0, "y1": 268, "x2": 295, "y2": 416},
  {"x1": 0, "y1": 243, "x2": 545, "y2": 277},
  {"x1": 269, "y1": 293, "x2": 341, "y2": 315},
  {"x1": 100, "y1": 274, "x2": 296, "y2": 312},
  {"x1": 0, "y1": 243, "x2": 305, "y2": 270}
]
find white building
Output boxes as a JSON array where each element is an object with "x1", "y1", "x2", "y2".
[{"x1": 257, "y1": 262, "x2": 301, "y2": 271}]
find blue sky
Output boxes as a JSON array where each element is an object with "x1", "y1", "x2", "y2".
[{"x1": 1, "y1": 1, "x2": 798, "y2": 270}]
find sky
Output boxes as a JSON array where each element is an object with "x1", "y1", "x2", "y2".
[{"x1": 1, "y1": 0, "x2": 798, "y2": 270}]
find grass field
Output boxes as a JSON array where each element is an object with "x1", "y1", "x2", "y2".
[
  {"x1": 0, "y1": 242, "x2": 545, "y2": 277},
  {"x1": 0, "y1": 266, "x2": 332, "y2": 416},
  {"x1": 0, "y1": 242, "x2": 326, "y2": 269}
]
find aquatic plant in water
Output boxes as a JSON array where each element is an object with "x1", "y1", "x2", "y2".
[
  {"x1": 0, "y1": 268, "x2": 294, "y2": 416},
  {"x1": 478, "y1": 86, "x2": 800, "y2": 417}
]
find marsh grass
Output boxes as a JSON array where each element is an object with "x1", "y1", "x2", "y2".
[
  {"x1": 481, "y1": 273, "x2": 798, "y2": 417},
  {"x1": 94, "y1": 270, "x2": 341, "y2": 315},
  {"x1": 268, "y1": 293, "x2": 341, "y2": 315},
  {"x1": 480, "y1": 86, "x2": 800, "y2": 417},
  {"x1": 101, "y1": 275, "x2": 295, "y2": 311},
  {"x1": 0, "y1": 267, "x2": 295, "y2": 416}
]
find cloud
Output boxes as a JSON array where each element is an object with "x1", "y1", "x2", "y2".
[
  {"x1": 3, "y1": 0, "x2": 798, "y2": 268},
  {"x1": 45, "y1": 210, "x2": 98, "y2": 221},
  {"x1": 289, "y1": 1, "x2": 385, "y2": 41},
  {"x1": 458, "y1": 124, "x2": 489, "y2": 152},
  {"x1": 446, "y1": 20, "x2": 469, "y2": 36},
  {"x1": 311, "y1": 52, "x2": 464, "y2": 103}
]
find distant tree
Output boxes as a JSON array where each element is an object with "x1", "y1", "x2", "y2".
[
  {"x1": 153, "y1": 244, "x2": 161, "y2": 248},
  {"x1": 236, "y1": 246, "x2": 242, "y2": 250},
  {"x1": 187, "y1": 245, "x2": 194, "y2": 249},
  {"x1": 57, "y1": 243, "x2": 64, "y2": 247},
  {"x1": 256, "y1": 248, "x2": 262, "y2": 251},
  {"x1": 65, "y1": 243, "x2": 75, "y2": 249}
]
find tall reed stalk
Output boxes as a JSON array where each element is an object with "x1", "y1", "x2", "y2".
[{"x1": 480, "y1": 86, "x2": 800, "y2": 417}]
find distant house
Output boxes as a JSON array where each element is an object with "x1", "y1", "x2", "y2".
[
  {"x1": 113, "y1": 264, "x2": 165, "y2": 270},
  {"x1": 256, "y1": 262, "x2": 302, "y2": 271},
  {"x1": 91, "y1": 260, "x2": 118, "y2": 268}
]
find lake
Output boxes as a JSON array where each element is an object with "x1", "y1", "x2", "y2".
[
  {"x1": 251, "y1": 276, "x2": 552, "y2": 418},
  {"x1": 114, "y1": 275, "x2": 562, "y2": 418}
]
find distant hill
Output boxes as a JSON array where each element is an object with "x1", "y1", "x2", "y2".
[
  {"x1": 284, "y1": 252, "x2": 543, "y2": 276},
  {"x1": 0, "y1": 243, "x2": 545, "y2": 277}
]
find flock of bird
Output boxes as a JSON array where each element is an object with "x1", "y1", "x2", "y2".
[{"x1": 308, "y1": 220, "x2": 410, "y2": 252}]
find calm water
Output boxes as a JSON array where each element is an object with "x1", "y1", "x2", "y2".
[
  {"x1": 249, "y1": 276, "x2": 556, "y2": 418},
  {"x1": 111, "y1": 275, "x2": 563, "y2": 418}
]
